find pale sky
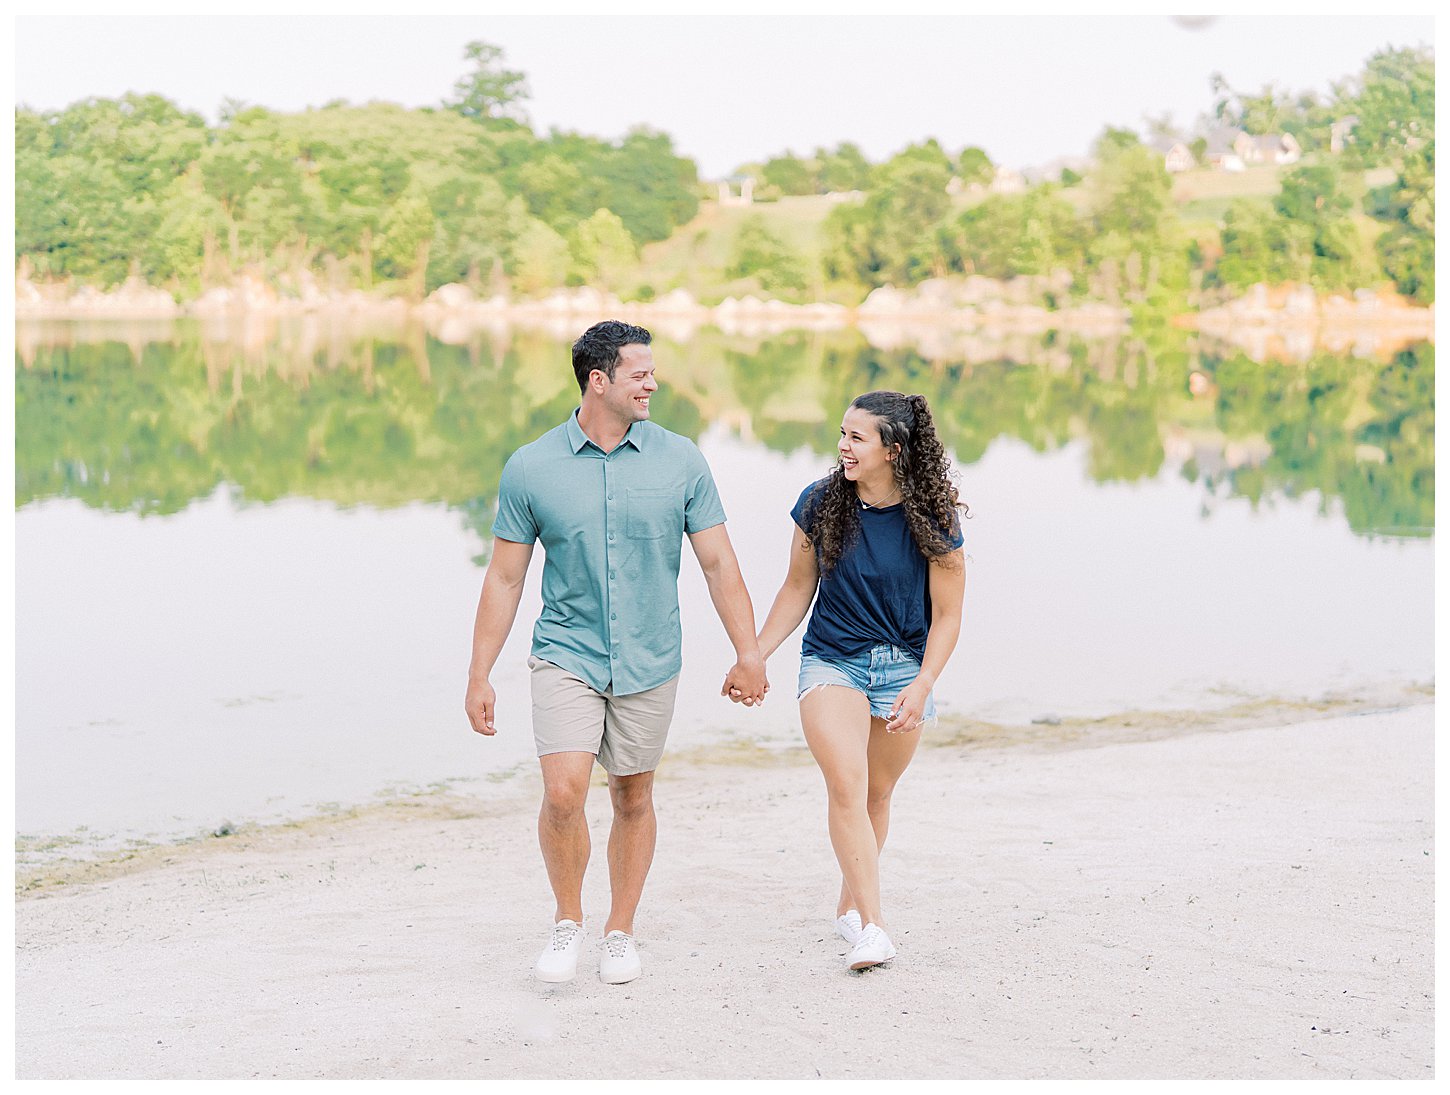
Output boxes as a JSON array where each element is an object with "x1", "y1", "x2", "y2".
[{"x1": 11, "y1": 11, "x2": 1438, "y2": 176}]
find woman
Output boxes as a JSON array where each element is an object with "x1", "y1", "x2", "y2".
[{"x1": 755, "y1": 390, "x2": 966, "y2": 970}]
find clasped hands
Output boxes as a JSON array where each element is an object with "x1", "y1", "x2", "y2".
[{"x1": 720, "y1": 653, "x2": 769, "y2": 707}]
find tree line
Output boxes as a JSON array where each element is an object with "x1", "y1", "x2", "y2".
[
  {"x1": 13, "y1": 42, "x2": 1434, "y2": 304},
  {"x1": 15, "y1": 41, "x2": 698, "y2": 298}
]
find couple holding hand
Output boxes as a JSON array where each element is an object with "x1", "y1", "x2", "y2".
[{"x1": 466, "y1": 321, "x2": 965, "y2": 984}]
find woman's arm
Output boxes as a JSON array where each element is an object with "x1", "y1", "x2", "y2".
[
  {"x1": 755, "y1": 524, "x2": 821, "y2": 660},
  {"x1": 886, "y1": 548, "x2": 966, "y2": 732}
]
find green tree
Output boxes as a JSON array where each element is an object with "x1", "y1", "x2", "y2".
[
  {"x1": 1337, "y1": 45, "x2": 1435, "y2": 165},
  {"x1": 761, "y1": 152, "x2": 817, "y2": 196},
  {"x1": 1143, "y1": 112, "x2": 1184, "y2": 146},
  {"x1": 569, "y1": 208, "x2": 637, "y2": 290},
  {"x1": 956, "y1": 146, "x2": 993, "y2": 187},
  {"x1": 514, "y1": 153, "x2": 592, "y2": 231},
  {"x1": 596, "y1": 128, "x2": 700, "y2": 243},
  {"x1": 1273, "y1": 162, "x2": 1377, "y2": 289},
  {"x1": 1087, "y1": 142, "x2": 1189, "y2": 304},
  {"x1": 15, "y1": 96, "x2": 209, "y2": 285},
  {"x1": 1210, "y1": 74, "x2": 1295, "y2": 134},
  {"x1": 525, "y1": 127, "x2": 699, "y2": 245},
  {"x1": 425, "y1": 177, "x2": 523, "y2": 292},
  {"x1": 816, "y1": 142, "x2": 873, "y2": 192},
  {"x1": 200, "y1": 107, "x2": 311, "y2": 264},
  {"x1": 376, "y1": 177, "x2": 436, "y2": 284},
  {"x1": 447, "y1": 40, "x2": 530, "y2": 124},
  {"x1": 725, "y1": 215, "x2": 808, "y2": 292},
  {"x1": 942, "y1": 187, "x2": 1084, "y2": 282},
  {"x1": 877, "y1": 139, "x2": 953, "y2": 183},
  {"x1": 1213, "y1": 200, "x2": 1314, "y2": 288},
  {"x1": 510, "y1": 216, "x2": 569, "y2": 294},
  {"x1": 823, "y1": 158, "x2": 951, "y2": 287},
  {"x1": 1374, "y1": 140, "x2": 1434, "y2": 301},
  {"x1": 1092, "y1": 126, "x2": 1142, "y2": 158},
  {"x1": 145, "y1": 169, "x2": 229, "y2": 287}
]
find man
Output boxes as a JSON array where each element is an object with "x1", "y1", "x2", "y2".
[{"x1": 465, "y1": 320, "x2": 767, "y2": 986}]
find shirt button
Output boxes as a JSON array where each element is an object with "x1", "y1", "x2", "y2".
[
  {"x1": 610, "y1": 613, "x2": 617, "y2": 621},
  {"x1": 607, "y1": 494, "x2": 614, "y2": 500},
  {"x1": 608, "y1": 533, "x2": 614, "y2": 541}
]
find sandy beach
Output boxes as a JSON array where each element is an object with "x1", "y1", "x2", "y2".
[{"x1": 15, "y1": 703, "x2": 1433, "y2": 1080}]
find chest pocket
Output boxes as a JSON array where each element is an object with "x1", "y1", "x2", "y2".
[{"x1": 626, "y1": 487, "x2": 680, "y2": 540}]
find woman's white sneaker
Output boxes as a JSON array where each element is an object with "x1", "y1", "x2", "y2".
[
  {"x1": 599, "y1": 930, "x2": 642, "y2": 984},
  {"x1": 533, "y1": 919, "x2": 583, "y2": 983},
  {"x1": 847, "y1": 923, "x2": 897, "y2": 970},
  {"x1": 834, "y1": 909, "x2": 863, "y2": 945}
]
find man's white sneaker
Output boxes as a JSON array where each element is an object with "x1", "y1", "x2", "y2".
[
  {"x1": 834, "y1": 908, "x2": 863, "y2": 945},
  {"x1": 599, "y1": 930, "x2": 642, "y2": 984},
  {"x1": 533, "y1": 919, "x2": 583, "y2": 983},
  {"x1": 847, "y1": 923, "x2": 897, "y2": 970}
]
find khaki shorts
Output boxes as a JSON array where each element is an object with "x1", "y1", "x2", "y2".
[{"x1": 528, "y1": 656, "x2": 680, "y2": 776}]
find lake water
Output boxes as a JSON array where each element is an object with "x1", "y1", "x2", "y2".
[{"x1": 13, "y1": 317, "x2": 1434, "y2": 856}]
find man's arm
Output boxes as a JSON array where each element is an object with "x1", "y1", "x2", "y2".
[
  {"x1": 464, "y1": 537, "x2": 536, "y2": 735},
  {"x1": 687, "y1": 524, "x2": 768, "y2": 705}
]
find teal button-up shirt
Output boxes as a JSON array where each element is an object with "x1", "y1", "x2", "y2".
[{"x1": 492, "y1": 411, "x2": 726, "y2": 695}]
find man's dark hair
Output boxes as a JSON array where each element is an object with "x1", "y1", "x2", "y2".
[{"x1": 571, "y1": 320, "x2": 652, "y2": 392}]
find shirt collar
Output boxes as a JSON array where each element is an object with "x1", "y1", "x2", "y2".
[{"x1": 565, "y1": 409, "x2": 647, "y2": 454}]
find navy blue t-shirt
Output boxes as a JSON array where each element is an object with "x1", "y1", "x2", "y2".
[{"x1": 791, "y1": 478, "x2": 963, "y2": 662}]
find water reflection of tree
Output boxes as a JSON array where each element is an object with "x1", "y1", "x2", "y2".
[
  {"x1": 1199, "y1": 344, "x2": 1434, "y2": 536},
  {"x1": 13, "y1": 323, "x2": 1433, "y2": 545}
]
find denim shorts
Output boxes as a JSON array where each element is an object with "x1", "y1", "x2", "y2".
[{"x1": 796, "y1": 643, "x2": 936, "y2": 724}]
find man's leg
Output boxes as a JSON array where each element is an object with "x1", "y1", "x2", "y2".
[
  {"x1": 537, "y1": 750, "x2": 597, "y2": 924},
  {"x1": 595, "y1": 675, "x2": 679, "y2": 938},
  {"x1": 603, "y1": 769, "x2": 656, "y2": 936}
]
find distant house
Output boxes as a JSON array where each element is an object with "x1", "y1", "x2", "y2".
[
  {"x1": 1329, "y1": 115, "x2": 1359, "y2": 154},
  {"x1": 989, "y1": 165, "x2": 1027, "y2": 194},
  {"x1": 1235, "y1": 131, "x2": 1301, "y2": 166},
  {"x1": 1203, "y1": 127, "x2": 1246, "y2": 172},
  {"x1": 1198, "y1": 126, "x2": 1300, "y2": 171},
  {"x1": 1149, "y1": 137, "x2": 1196, "y2": 173},
  {"x1": 717, "y1": 175, "x2": 755, "y2": 206}
]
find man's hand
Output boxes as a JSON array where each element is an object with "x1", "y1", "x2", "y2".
[
  {"x1": 464, "y1": 537, "x2": 534, "y2": 739},
  {"x1": 721, "y1": 653, "x2": 769, "y2": 707},
  {"x1": 465, "y1": 676, "x2": 498, "y2": 735},
  {"x1": 689, "y1": 525, "x2": 768, "y2": 708}
]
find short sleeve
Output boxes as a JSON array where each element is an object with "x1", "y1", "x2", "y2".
[
  {"x1": 682, "y1": 445, "x2": 727, "y2": 533},
  {"x1": 491, "y1": 452, "x2": 538, "y2": 544},
  {"x1": 790, "y1": 479, "x2": 827, "y2": 534},
  {"x1": 946, "y1": 509, "x2": 965, "y2": 550}
]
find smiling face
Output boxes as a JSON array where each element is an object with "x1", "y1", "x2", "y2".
[
  {"x1": 595, "y1": 343, "x2": 657, "y2": 425},
  {"x1": 838, "y1": 406, "x2": 899, "y2": 491}
]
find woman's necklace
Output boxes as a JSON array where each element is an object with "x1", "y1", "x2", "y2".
[{"x1": 858, "y1": 484, "x2": 901, "y2": 510}]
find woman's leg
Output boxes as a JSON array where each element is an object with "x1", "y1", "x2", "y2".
[
  {"x1": 835, "y1": 716, "x2": 922, "y2": 916},
  {"x1": 800, "y1": 685, "x2": 882, "y2": 926}
]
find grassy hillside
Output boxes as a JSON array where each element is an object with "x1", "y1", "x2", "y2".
[
  {"x1": 632, "y1": 159, "x2": 1402, "y2": 304},
  {"x1": 637, "y1": 194, "x2": 858, "y2": 305}
]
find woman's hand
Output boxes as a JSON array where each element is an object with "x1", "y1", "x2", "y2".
[
  {"x1": 885, "y1": 678, "x2": 932, "y2": 734},
  {"x1": 722, "y1": 653, "x2": 769, "y2": 706}
]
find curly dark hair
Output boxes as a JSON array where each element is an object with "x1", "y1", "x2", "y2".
[
  {"x1": 571, "y1": 320, "x2": 652, "y2": 392},
  {"x1": 801, "y1": 391, "x2": 967, "y2": 574}
]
